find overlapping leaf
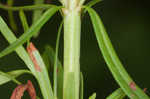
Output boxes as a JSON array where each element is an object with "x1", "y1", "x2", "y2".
[{"x1": 0, "y1": 6, "x2": 61, "y2": 58}]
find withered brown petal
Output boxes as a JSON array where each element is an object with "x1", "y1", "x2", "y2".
[
  {"x1": 10, "y1": 84, "x2": 28, "y2": 99},
  {"x1": 10, "y1": 80, "x2": 36, "y2": 99},
  {"x1": 27, "y1": 80, "x2": 36, "y2": 99}
]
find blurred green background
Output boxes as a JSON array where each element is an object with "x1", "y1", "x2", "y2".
[{"x1": 0, "y1": 0, "x2": 150, "y2": 98}]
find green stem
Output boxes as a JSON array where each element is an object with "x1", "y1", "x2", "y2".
[{"x1": 63, "y1": 8, "x2": 81, "y2": 99}]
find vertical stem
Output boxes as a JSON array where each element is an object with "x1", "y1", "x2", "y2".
[{"x1": 63, "y1": 8, "x2": 81, "y2": 99}]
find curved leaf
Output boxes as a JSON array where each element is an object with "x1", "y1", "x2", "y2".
[
  {"x1": 83, "y1": 0, "x2": 102, "y2": 14},
  {"x1": 86, "y1": 6, "x2": 150, "y2": 99}
]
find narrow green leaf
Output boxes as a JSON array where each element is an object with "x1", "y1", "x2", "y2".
[
  {"x1": 83, "y1": 0, "x2": 102, "y2": 14},
  {"x1": 0, "y1": 69, "x2": 31, "y2": 85},
  {"x1": 106, "y1": 88, "x2": 125, "y2": 99},
  {"x1": 0, "y1": 3, "x2": 56, "y2": 11},
  {"x1": 89, "y1": 93, "x2": 96, "y2": 99},
  {"x1": 57, "y1": 64, "x2": 63, "y2": 99},
  {"x1": 19, "y1": 10, "x2": 30, "y2": 44},
  {"x1": 7, "y1": 0, "x2": 17, "y2": 32},
  {"x1": 80, "y1": 72, "x2": 84, "y2": 99},
  {"x1": 19, "y1": 10, "x2": 29, "y2": 32},
  {"x1": 86, "y1": 6, "x2": 150, "y2": 99},
  {"x1": 53, "y1": 21, "x2": 63, "y2": 97},
  {"x1": 42, "y1": 45, "x2": 63, "y2": 99},
  {"x1": 0, "y1": 6, "x2": 61, "y2": 58},
  {"x1": 32, "y1": 0, "x2": 44, "y2": 37},
  {"x1": 86, "y1": 0, "x2": 102, "y2": 7}
]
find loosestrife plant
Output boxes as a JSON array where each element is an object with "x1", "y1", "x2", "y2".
[{"x1": 0, "y1": 0, "x2": 149, "y2": 99}]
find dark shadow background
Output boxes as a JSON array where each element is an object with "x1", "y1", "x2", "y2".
[{"x1": 0, "y1": 0, "x2": 150, "y2": 98}]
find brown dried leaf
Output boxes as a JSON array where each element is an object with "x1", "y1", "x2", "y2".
[
  {"x1": 27, "y1": 80, "x2": 36, "y2": 99},
  {"x1": 10, "y1": 80, "x2": 36, "y2": 99},
  {"x1": 10, "y1": 84, "x2": 28, "y2": 99}
]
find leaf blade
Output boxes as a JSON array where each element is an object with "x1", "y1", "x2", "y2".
[
  {"x1": 0, "y1": 69, "x2": 31, "y2": 85},
  {"x1": 86, "y1": 6, "x2": 150, "y2": 99},
  {"x1": 0, "y1": 6, "x2": 61, "y2": 58},
  {"x1": 89, "y1": 93, "x2": 96, "y2": 99},
  {"x1": 106, "y1": 88, "x2": 125, "y2": 99},
  {"x1": 53, "y1": 21, "x2": 63, "y2": 97}
]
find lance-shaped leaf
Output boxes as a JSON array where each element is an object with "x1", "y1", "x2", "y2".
[
  {"x1": 86, "y1": 6, "x2": 150, "y2": 99},
  {"x1": 0, "y1": 6, "x2": 61, "y2": 58}
]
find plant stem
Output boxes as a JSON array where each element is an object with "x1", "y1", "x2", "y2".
[{"x1": 63, "y1": 8, "x2": 81, "y2": 99}]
